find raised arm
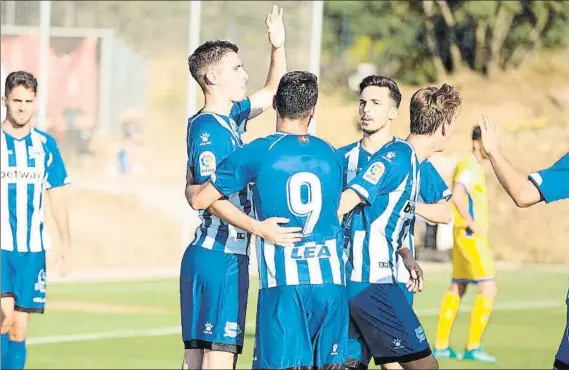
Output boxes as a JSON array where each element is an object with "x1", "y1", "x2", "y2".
[
  {"x1": 248, "y1": 5, "x2": 287, "y2": 119},
  {"x1": 479, "y1": 114, "x2": 543, "y2": 208}
]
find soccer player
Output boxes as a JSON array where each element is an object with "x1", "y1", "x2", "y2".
[
  {"x1": 1, "y1": 71, "x2": 71, "y2": 369},
  {"x1": 338, "y1": 83, "x2": 463, "y2": 370},
  {"x1": 181, "y1": 5, "x2": 291, "y2": 370},
  {"x1": 190, "y1": 71, "x2": 348, "y2": 369},
  {"x1": 478, "y1": 114, "x2": 569, "y2": 370},
  {"x1": 338, "y1": 75, "x2": 452, "y2": 370},
  {"x1": 432, "y1": 125, "x2": 497, "y2": 363}
]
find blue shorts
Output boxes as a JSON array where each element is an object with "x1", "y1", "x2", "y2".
[
  {"x1": 1, "y1": 250, "x2": 46, "y2": 314},
  {"x1": 179, "y1": 246, "x2": 249, "y2": 354},
  {"x1": 349, "y1": 283, "x2": 431, "y2": 366},
  {"x1": 252, "y1": 284, "x2": 348, "y2": 369},
  {"x1": 398, "y1": 282, "x2": 414, "y2": 307},
  {"x1": 554, "y1": 289, "x2": 569, "y2": 369}
]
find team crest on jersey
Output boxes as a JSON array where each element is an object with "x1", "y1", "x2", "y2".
[
  {"x1": 363, "y1": 162, "x2": 385, "y2": 185},
  {"x1": 199, "y1": 151, "x2": 216, "y2": 176}
]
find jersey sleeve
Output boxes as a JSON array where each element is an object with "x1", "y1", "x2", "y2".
[
  {"x1": 210, "y1": 139, "x2": 265, "y2": 197},
  {"x1": 528, "y1": 152, "x2": 569, "y2": 203},
  {"x1": 229, "y1": 98, "x2": 252, "y2": 134},
  {"x1": 419, "y1": 160, "x2": 451, "y2": 203},
  {"x1": 187, "y1": 117, "x2": 235, "y2": 185},
  {"x1": 45, "y1": 138, "x2": 70, "y2": 190},
  {"x1": 347, "y1": 151, "x2": 408, "y2": 205}
]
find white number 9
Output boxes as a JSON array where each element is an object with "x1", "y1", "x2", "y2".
[{"x1": 286, "y1": 172, "x2": 322, "y2": 236}]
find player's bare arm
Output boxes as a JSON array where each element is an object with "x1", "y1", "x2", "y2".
[
  {"x1": 190, "y1": 181, "x2": 302, "y2": 247},
  {"x1": 398, "y1": 247, "x2": 424, "y2": 293},
  {"x1": 248, "y1": 5, "x2": 287, "y2": 119},
  {"x1": 46, "y1": 186, "x2": 71, "y2": 277},
  {"x1": 415, "y1": 200, "x2": 452, "y2": 224},
  {"x1": 337, "y1": 188, "x2": 365, "y2": 218},
  {"x1": 451, "y1": 184, "x2": 486, "y2": 237},
  {"x1": 479, "y1": 114, "x2": 543, "y2": 208}
]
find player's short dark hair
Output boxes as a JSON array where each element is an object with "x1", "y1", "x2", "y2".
[
  {"x1": 5, "y1": 71, "x2": 37, "y2": 97},
  {"x1": 472, "y1": 125, "x2": 482, "y2": 141},
  {"x1": 409, "y1": 83, "x2": 462, "y2": 135},
  {"x1": 358, "y1": 75, "x2": 402, "y2": 108},
  {"x1": 188, "y1": 40, "x2": 239, "y2": 89},
  {"x1": 275, "y1": 71, "x2": 318, "y2": 120}
]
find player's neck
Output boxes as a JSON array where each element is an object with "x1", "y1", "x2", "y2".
[
  {"x1": 202, "y1": 92, "x2": 233, "y2": 117},
  {"x1": 361, "y1": 129, "x2": 392, "y2": 154},
  {"x1": 1, "y1": 119, "x2": 31, "y2": 139},
  {"x1": 405, "y1": 133, "x2": 436, "y2": 162},
  {"x1": 277, "y1": 118, "x2": 309, "y2": 135}
]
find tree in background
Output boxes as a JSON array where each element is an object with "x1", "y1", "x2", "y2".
[{"x1": 323, "y1": 0, "x2": 569, "y2": 86}]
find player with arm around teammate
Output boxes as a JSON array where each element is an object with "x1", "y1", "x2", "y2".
[
  {"x1": 181, "y1": 6, "x2": 293, "y2": 370},
  {"x1": 1, "y1": 71, "x2": 71, "y2": 370},
  {"x1": 337, "y1": 75, "x2": 452, "y2": 370},
  {"x1": 479, "y1": 115, "x2": 569, "y2": 370},
  {"x1": 191, "y1": 71, "x2": 348, "y2": 370},
  {"x1": 337, "y1": 83, "x2": 463, "y2": 370}
]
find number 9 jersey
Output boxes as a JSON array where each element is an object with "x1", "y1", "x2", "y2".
[{"x1": 210, "y1": 132, "x2": 346, "y2": 289}]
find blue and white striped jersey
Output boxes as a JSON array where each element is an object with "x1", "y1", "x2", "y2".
[
  {"x1": 186, "y1": 98, "x2": 253, "y2": 255},
  {"x1": 343, "y1": 138, "x2": 421, "y2": 284},
  {"x1": 339, "y1": 140, "x2": 451, "y2": 284},
  {"x1": 1, "y1": 127, "x2": 69, "y2": 253},
  {"x1": 528, "y1": 152, "x2": 569, "y2": 203},
  {"x1": 211, "y1": 133, "x2": 345, "y2": 289}
]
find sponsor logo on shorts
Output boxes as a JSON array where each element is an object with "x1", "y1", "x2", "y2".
[
  {"x1": 378, "y1": 261, "x2": 389, "y2": 268},
  {"x1": 393, "y1": 338, "x2": 405, "y2": 350},
  {"x1": 33, "y1": 297, "x2": 45, "y2": 303},
  {"x1": 204, "y1": 322, "x2": 213, "y2": 335},
  {"x1": 223, "y1": 321, "x2": 241, "y2": 338},
  {"x1": 415, "y1": 326, "x2": 426, "y2": 343},
  {"x1": 34, "y1": 269, "x2": 46, "y2": 293}
]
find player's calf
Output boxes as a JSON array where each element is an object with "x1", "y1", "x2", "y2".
[{"x1": 202, "y1": 349, "x2": 236, "y2": 370}]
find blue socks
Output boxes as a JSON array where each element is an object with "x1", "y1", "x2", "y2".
[
  {"x1": 2, "y1": 338, "x2": 26, "y2": 370},
  {"x1": 1, "y1": 333, "x2": 9, "y2": 369}
]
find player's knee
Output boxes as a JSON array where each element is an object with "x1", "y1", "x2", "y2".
[
  {"x1": 202, "y1": 350, "x2": 235, "y2": 370},
  {"x1": 0, "y1": 312, "x2": 13, "y2": 334},
  {"x1": 9, "y1": 312, "x2": 29, "y2": 341},
  {"x1": 478, "y1": 280, "x2": 497, "y2": 299},
  {"x1": 450, "y1": 283, "x2": 466, "y2": 298},
  {"x1": 401, "y1": 355, "x2": 438, "y2": 370}
]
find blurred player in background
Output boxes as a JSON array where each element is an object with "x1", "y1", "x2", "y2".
[
  {"x1": 1, "y1": 71, "x2": 71, "y2": 369},
  {"x1": 433, "y1": 125, "x2": 497, "y2": 363},
  {"x1": 338, "y1": 75, "x2": 452, "y2": 370},
  {"x1": 190, "y1": 71, "x2": 348, "y2": 370},
  {"x1": 181, "y1": 5, "x2": 289, "y2": 370},
  {"x1": 479, "y1": 114, "x2": 569, "y2": 370},
  {"x1": 338, "y1": 83, "x2": 463, "y2": 370}
]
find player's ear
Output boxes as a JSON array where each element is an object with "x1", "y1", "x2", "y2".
[
  {"x1": 389, "y1": 107, "x2": 398, "y2": 120},
  {"x1": 1, "y1": 96, "x2": 6, "y2": 107},
  {"x1": 204, "y1": 70, "x2": 217, "y2": 86},
  {"x1": 272, "y1": 95, "x2": 277, "y2": 111}
]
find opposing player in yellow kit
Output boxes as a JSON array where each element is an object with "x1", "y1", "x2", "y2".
[{"x1": 433, "y1": 125, "x2": 497, "y2": 363}]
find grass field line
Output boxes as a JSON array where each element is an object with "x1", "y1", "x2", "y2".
[{"x1": 27, "y1": 299, "x2": 564, "y2": 346}]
